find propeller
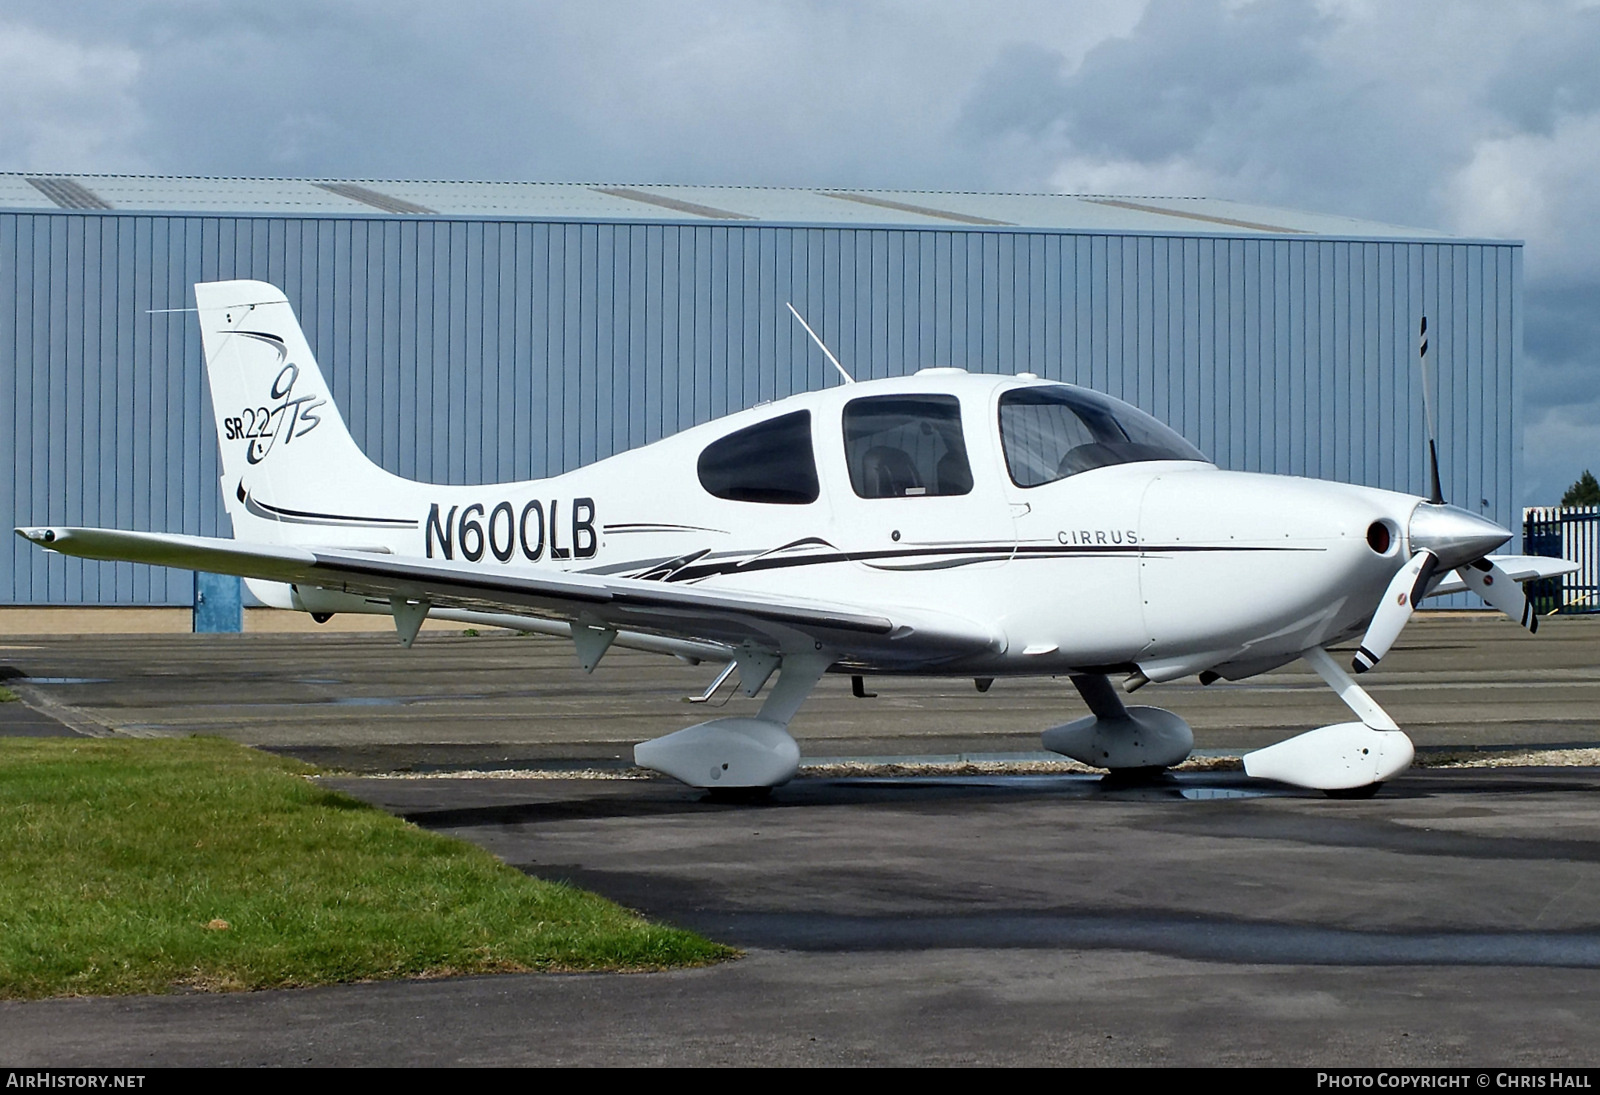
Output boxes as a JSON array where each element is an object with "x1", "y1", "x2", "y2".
[
  {"x1": 1457, "y1": 557, "x2": 1536, "y2": 633},
  {"x1": 1351, "y1": 317, "x2": 1523, "y2": 674},
  {"x1": 1352, "y1": 549, "x2": 1438, "y2": 674}
]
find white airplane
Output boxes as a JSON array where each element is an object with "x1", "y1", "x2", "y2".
[{"x1": 17, "y1": 281, "x2": 1577, "y2": 797}]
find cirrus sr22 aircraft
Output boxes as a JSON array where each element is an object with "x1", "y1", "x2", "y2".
[{"x1": 18, "y1": 280, "x2": 1577, "y2": 797}]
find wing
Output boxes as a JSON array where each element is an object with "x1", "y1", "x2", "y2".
[{"x1": 17, "y1": 526, "x2": 1001, "y2": 667}]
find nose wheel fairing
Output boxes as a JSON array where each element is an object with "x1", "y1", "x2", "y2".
[
  {"x1": 1243, "y1": 722, "x2": 1414, "y2": 791},
  {"x1": 1046, "y1": 647, "x2": 1413, "y2": 795},
  {"x1": 1242, "y1": 646, "x2": 1413, "y2": 792}
]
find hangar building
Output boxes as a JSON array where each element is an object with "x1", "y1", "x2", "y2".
[{"x1": 0, "y1": 175, "x2": 1520, "y2": 625}]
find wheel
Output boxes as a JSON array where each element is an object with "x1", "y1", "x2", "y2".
[{"x1": 1323, "y1": 781, "x2": 1383, "y2": 799}]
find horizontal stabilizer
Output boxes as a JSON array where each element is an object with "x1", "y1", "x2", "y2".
[{"x1": 1425, "y1": 554, "x2": 1579, "y2": 597}]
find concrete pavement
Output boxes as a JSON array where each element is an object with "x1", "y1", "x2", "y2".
[{"x1": 2, "y1": 616, "x2": 1599, "y2": 1065}]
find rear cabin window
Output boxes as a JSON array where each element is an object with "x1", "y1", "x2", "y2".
[
  {"x1": 697, "y1": 410, "x2": 819, "y2": 504},
  {"x1": 843, "y1": 395, "x2": 973, "y2": 499},
  {"x1": 998, "y1": 385, "x2": 1207, "y2": 487}
]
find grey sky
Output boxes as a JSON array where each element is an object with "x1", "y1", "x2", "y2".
[{"x1": 1, "y1": 0, "x2": 1595, "y2": 501}]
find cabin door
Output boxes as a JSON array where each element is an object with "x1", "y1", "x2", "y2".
[{"x1": 823, "y1": 392, "x2": 1016, "y2": 577}]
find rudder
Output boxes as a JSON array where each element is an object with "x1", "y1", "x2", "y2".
[{"x1": 194, "y1": 279, "x2": 414, "y2": 547}]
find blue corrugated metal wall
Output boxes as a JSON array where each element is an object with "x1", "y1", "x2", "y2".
[{"x1": 1, "y1": 212, "x2": 1520, "y2": 605}]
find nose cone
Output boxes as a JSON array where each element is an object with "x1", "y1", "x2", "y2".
[{"x1": 1408, "y1": 503, "x2": 1510, "y2": 570}]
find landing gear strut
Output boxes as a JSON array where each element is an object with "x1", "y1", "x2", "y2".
[{"x1": 634, "y1": 651, "x2": 831, "y2": 790}]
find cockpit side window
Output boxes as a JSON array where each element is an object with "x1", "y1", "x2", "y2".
[
  {"x1": 999, "y1": 385, "x2": 1206, "y2": 487},
  {"x1": 697, "y1": 410, "x2": 819, "y2": 504},
  {"x1": 843, "y1": 395, "x2": 972, "y2": 499}
]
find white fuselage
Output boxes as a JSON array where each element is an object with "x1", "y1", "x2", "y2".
[{"x1": 256, "y1": 371, "x2": 1423, "y2": 682}]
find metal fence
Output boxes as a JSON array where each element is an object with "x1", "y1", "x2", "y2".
[{"x1": 1524, "y1": 506, "x2": 1600, "y2": 614}]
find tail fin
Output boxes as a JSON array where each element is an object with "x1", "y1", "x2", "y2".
[{"x1": 195, "y1": 280, "x2": 416, "y2": 548}]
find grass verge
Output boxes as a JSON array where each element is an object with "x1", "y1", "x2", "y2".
[{"x1": 0, "y1": 737, "x2": 732, "y2": 998}]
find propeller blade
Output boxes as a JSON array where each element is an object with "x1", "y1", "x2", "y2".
[
  {"x1": 1353, "y1": 549, "x2": 1439, "y2": 674},
  {"x1": 1418, "y1": 316, "x2": 1445, "y2": 505},
  {"x1": 1456, "y1": 558, "x2": 1538, "y2": 634}
]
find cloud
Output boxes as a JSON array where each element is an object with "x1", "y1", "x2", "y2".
[
  {"x1": 963, "y1": 0, "x2": 1462, "y2": 224},
  {"x1": 1525, "y1": 401, "x2": 1600, "y2": 505},
  {"x1": 0, "y1": 19, "x2": 145, "y2": 170},
  {"x1": 1041, "y1": 0, "x2": 1326, "y2": 164},
  {"x1": 1445, "y1": 110, "x2": 1600, "y2": 284},
  {"x1": 0, "y1": 1, "x2": 1144, "y2": 186},
  {"x1": 1481, "y1": 5, "x2": 1600, "y2": 134}
]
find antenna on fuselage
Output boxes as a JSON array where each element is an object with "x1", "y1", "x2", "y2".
[{"x1": 785, "y1": 302, "x2": 855, "y2": 385}]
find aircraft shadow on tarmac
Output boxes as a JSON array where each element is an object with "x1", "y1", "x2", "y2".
[
  {"x1": 358, "y1": 765, "x2": 1600, "y2": 969},
  {"x1": 391, "y1": 767, "x2": 1596, "y2": 830},
  {"x1": 392, "y1": 770, "x2": 1290, "y2": 829},
  {"x1": 511, "y1": 851, "x2": 1600, "y2": 972}
]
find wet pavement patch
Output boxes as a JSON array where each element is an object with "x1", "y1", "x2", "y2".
[
  {"x1": 686, "y1": 911, "x2": 1600, "y2": 967},
  {"x1": 19, "y1": 677, "x2": 110, "y2": 686}
]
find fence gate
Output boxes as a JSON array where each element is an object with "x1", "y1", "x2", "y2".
[{"x1": 1523, "y1": 506, "x2": 1600, "y2": 615}]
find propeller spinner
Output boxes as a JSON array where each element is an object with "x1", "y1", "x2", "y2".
[{"x1": 1352, "y1": 502, "x2": 1514, "y2": 673}]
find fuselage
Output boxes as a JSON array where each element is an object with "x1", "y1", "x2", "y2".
[{"x1": 250, "y1": 370, "x2": 1427, "y2": 682}]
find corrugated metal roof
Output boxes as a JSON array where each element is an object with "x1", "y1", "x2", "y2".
[
  {"x1": 25, "y1": 177, "x2": 113, "y2": 210},
  {"x1": 0, "y1": 173, "x2": 1460, "y2": 239}
]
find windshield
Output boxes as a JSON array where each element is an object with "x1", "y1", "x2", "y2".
[{"x1": 998, "y1": 385, "x2": 1207, "y2": 488}]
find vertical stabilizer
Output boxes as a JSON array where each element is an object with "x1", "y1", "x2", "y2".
[{"x1": 194, "y1": 279, "x2": 417, "y2": 548}]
